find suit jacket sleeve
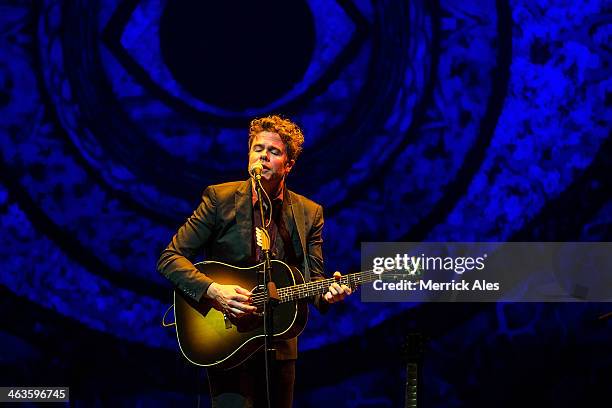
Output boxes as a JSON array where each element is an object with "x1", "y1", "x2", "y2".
[{"x1": 156, "y1": 186, "x2": 217, "y2": 301}]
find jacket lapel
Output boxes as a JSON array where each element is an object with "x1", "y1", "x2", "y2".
[
  {"x1": 288, "y1": 190, "x2": 309, "y2": 279},
  {"x1": 235, "y1": 180, "x2": 252, "y2": 259},
  {"x1": 283, "y1": 191, "x2": 299, "y2": 252}
]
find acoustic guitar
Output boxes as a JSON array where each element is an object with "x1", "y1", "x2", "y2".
[{"x1": 172, "y1": 260, "x2": 383, "y2": 370}]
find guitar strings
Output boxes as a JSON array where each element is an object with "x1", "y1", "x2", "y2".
[
  {"x1": 247, "y1": 269, "x2": 381, "y2": 305},
  {"x1": 247, "y1": 267, "x2": 412, "y2": 304}
]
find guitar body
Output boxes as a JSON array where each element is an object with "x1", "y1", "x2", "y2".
[{"x1": 173, "y1": 260, "x2": 308, "y2": 370}]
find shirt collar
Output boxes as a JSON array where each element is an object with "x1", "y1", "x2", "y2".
[{"x1": 251, "y1": 179, "x2": 284, "y2": 207}]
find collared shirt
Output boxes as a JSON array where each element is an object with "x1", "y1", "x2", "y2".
[{"x1": 251, "y1": 179, "x2": 284, "y2": 207}]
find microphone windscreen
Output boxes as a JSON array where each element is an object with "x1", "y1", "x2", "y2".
[{"x1": 250, "y1": 162, "x2": 263, "y2": 175}]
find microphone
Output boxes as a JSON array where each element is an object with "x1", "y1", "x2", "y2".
[{"x1": 250, "y1": 161, "x2": 263, "y2": 180}]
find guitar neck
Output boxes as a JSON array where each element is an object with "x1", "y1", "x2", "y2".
[{"x1": 277, "y1": 270, "x2": 380, "y2": 303}]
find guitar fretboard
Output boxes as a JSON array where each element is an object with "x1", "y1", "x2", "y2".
[
  {"x1": 249, "y1": 266, "x2": 419, "y2": 306},
  {"x1": 276, "y1": 269, "x2": 416, "y2": 303}
]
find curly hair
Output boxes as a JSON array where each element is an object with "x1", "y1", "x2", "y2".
[{"x1": 248, "y1": 115, "x2": 304, "y2": 162}]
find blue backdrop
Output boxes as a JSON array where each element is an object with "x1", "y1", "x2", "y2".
[{"x1": 0, "y1": 0, "x2": 610, "y2": 406}]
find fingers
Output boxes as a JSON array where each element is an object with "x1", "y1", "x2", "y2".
[
  {"x1": 324, "y1": 281, "x2": 353, "y2": 304},
  {"x1": 230, "y1": 293, "x2": 251, "y2": 303},
  {"x1": 234, "y1": 286, "x2": 253, "y2": 297},
  {"x1": 227, "y1": 306, "x2": 245, "y2": 317},
  {"x1": 229, "y1": 286, "x2": 254, "y2": 308},
  {"x1": 330, "y1": 283, "x2": 346, "y2": 301},
  {"x1": 214, "y1": 285, "x2": 256, "y2": 316},
  {"x1": 226, "y1": 304, "x2": 256, "y2": 319},
  {"x1": 329, "y1": 282, "x2": 352, "y2": 296},
  {"x1": 228, "y1": 303, "x2": 256, "y2": 316},
  {"x1": 232, "y1": 286, "x2": 256, "y2": 313},
  {"x1": 324, "y1": 270, "x2": 357, "y2": 303},
  {"x1": 331, "y1": 272, "x2": 352, "y2": 295},
  {"x1": 228, "y1": 298, "x2": 257, "y2": 313},
  {"x1": 324, "y1": 289, "x2": 340, "y2": 304}
]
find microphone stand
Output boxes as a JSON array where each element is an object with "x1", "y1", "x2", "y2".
[{"x1": 253, "y1": 173, "x2": 280, "y2": 408}]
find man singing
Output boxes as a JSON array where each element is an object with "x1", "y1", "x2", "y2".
[{"x1": 157, "y1": 115, "x2": 352, "y2": 407}]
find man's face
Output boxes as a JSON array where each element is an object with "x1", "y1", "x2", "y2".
[{"x1": 248, "y1": 131, "x2": 294, "y2": 190}]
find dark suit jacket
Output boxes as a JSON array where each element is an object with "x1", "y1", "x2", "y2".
[{"x1": 157, "y1": 180, "x2": 328, "y2": 359}]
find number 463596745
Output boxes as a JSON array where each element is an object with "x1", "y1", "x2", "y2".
[{"x1": 6, "y1": 388, "x2": 66, "y2": 400}]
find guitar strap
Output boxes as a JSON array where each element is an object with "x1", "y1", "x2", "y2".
[{"x1": 289, "y1": 191, "x2": 310, "y2": 282}]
